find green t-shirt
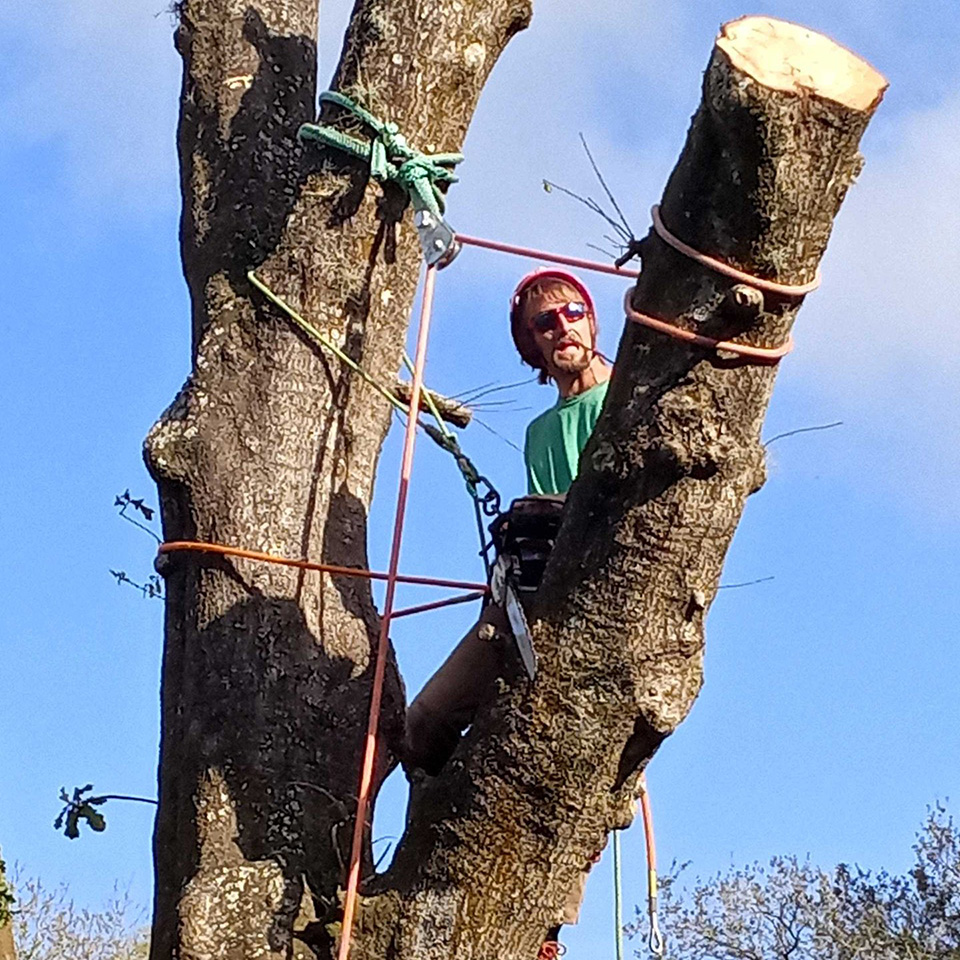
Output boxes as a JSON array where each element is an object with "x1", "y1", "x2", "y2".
[{"x1": 524, "y1": 380, "x2": 610, "y2": 495}]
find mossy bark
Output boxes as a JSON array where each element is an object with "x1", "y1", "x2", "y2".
[{"x1": 147, "y1": 8, "x2": 885, "y2": 960}]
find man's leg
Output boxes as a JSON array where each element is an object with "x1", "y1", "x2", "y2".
[{"x1": 403, "y1": 602, "x2": 509, "y2": 775}]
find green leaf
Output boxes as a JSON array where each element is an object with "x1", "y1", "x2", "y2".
[{"x1": 86, "y1": 810, "x2": 106, "y2": 832}]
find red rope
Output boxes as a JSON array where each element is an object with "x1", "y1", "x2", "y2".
[
  {"x1": 337, "y1": 265, "x2": 438, "y2": 960},
  {"x1": 623, "y1": 289, "x2": 793, "y2": 365},
  {"x1": 651, "y1": 204, "x2": 821, "y2": 297},
  {"x1": 391, "y1": 590, "x2": 485, "y2": 620},
  {"x1": 456, "y1": 233, "x2": 640, "y2": 279}
]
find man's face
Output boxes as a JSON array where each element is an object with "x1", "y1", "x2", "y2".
[{"x1": 522, "y1": 286, "x2": 596, "y2": 380}]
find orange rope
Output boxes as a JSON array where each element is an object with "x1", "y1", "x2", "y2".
[
  {"x1": 650, "y1": 204, "x2": 821, "y2": 297},
  {"x1": 157, "y1": 541, "x2": 488, "y2": 594},
  {"x1": 638, "y1": 774, "x2": 664, "y2": 956},
  {"x1": 623, "y1": 289, "x2": 793, "y2": 365}
]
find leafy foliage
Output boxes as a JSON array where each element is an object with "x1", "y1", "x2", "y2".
[
  {"x1": 10, "y1": 872, "x2": 148, "y2": 960},
  {"x1": 629, "y1": 805, "x2": 960, "y2": 960},
  {"x1": 54, "y1": 786, "x2": 108, "y2": 840}
]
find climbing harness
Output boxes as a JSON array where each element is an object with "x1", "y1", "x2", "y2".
[{"x1": 299, "y1": 92, "x2": 463, "y2": 266}]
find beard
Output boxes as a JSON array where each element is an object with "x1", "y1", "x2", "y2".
[{"x1": 550, "y1": 342, "x2": 591, "y2": 375}]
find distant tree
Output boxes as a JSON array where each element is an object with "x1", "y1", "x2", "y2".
[
  {"x1": 9, "y1": 872, "x2": 147, "y2": 960},
  {"x1": 632, "y1": 805, "x2": 960, "y2": 960}
]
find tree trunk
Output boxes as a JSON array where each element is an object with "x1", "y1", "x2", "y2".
[
  {"x1": 145, "y1": 0, "x2": 530, "y2": 958},
  {"x1": 147, "y1": 8, "x2": 885, "y2": 960}
]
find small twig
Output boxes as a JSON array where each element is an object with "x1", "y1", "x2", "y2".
[
  {"x1": 449, "y1": 379, "x2": 498, "y2": 401},
  {"x1": 543, "y1": 179, "x2": 631, "y2": 244},
  {"x1": 465, "y1": 398, "x2": 522, "y2": 410},
  {"x1": 543, "y1": 134, "x2": 641, "y2": 263},
  {"x1": 110, "y1": 569, "x2": 164, "y2": 600},
  {"x1": 472, "y1": 417, "x2": 523, "y2": 454},
  {"x1": 114, "y1": 490, "x2": 162, "y2": 544},
  {"x1": 763, "y1": 421, "x2": 843, "y2": 447},
  {"x1": 457, "y1": 376, "x2": 537, "y2": 406},
  {"x1": 373, "y1": 839, "x2": 395, "y2": 870},
  {"x1": 718, "y1": 576, "x2": 775, "y2": 590},
  {"x1": 96, "y1": 794, "x2": 158, "y2": 805},
  {"x1": 586, "y1": 241, "x2": 623, "y2": 260},
  {"x1": 579, "y1": 132, "x2": 635, "y2": 242}
]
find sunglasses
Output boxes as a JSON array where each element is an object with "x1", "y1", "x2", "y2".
[{"x1": 530, "y1": 300, "x2": 588, "y2": 333}]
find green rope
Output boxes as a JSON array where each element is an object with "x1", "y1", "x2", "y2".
[
  {"x1": 613, "y1": 829, "x2": 624, "y2": 960},
  {"x1": 247, "y1": 270, "x2": 409, "y2": 417},
  {"x1": 298, "y1": 91, "x2": 463, "y2": 220}
]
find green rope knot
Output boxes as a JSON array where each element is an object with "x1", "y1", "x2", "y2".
[{"x1": 299, "y1": 91, "x2": 463, "y2": 219}]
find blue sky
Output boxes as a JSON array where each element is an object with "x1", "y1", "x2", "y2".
[{"x1": 1, "y1": 1, "x2": 958, "y2": 956}]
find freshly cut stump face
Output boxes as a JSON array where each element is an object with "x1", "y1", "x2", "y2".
[{"x1": 718, "y1": 15, "x2": 888, "y2": 109}]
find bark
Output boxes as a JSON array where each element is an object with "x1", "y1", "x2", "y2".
[
  {"x1": 147, "y1": 7, "x2": 885, "y2": 960},
  {"x1": 145, "y1": 0, "x2": 529, "y2": 958},
  {"x1": 392, "y1": 381, "x2": 472, "y2": 428},
  {"x1": 0, "y1": 925, "x2": 13, "y2": 960}
]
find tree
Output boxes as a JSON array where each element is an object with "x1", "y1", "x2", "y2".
[
  {"x1": 3, "y1": 865, "x2": 147, "y2": 960},
  {"x1": 144, "y1": 6, "x2": 886, "y2": 958},
  {"x1": 635, "y1": 805, "x2": 960, "y2": 960}
]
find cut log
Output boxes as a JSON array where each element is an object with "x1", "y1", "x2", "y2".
[
  {"x1": 345, "y1": 18, "x2": 887, "y2": 959},
  {"x1": 392, "y1": 381, "x2": 473, "y2": 428}
]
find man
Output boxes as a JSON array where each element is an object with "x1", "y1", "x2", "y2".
[
  {"x1": 511, "y1": 268, "x2": 612, "y2": 494},
  {"x1": 403, "y1": 269, "x2": 611, "y2": 958}
]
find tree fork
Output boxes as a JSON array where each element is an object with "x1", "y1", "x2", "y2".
[
  {"x1": 145, "y1": 0, "x2": 529, "y2": 957},
  {"x1": 342, "y1": 18, "x2": 886, "y2": 960}
]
